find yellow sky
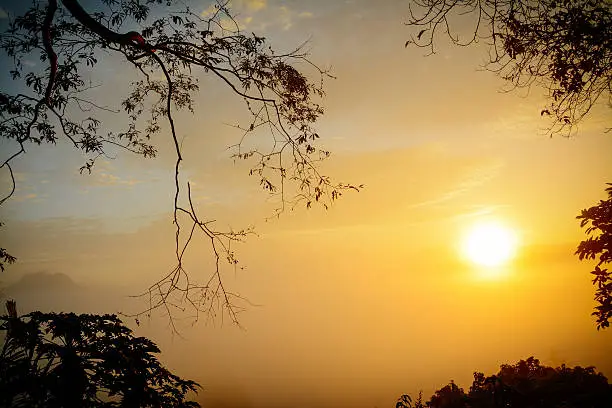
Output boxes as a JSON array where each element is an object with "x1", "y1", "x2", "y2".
[{"x1": 1, "y1": 1, "x2": 611, "y2": 407}]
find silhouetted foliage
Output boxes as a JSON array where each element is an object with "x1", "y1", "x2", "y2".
[
  {"x1": 0, "y1": 223, "x2": 16, "y2": 273},
  {"x1": 399, "y1": 356, "x2": 612, "y2": 407},
  {"x1": 576, "y1": 183, "x2": 612, "y2": 329},
  {"x1": 428, "y1": 381, "x2": 466, "y2": 408},
  {"x1": 0, "y1": 301, "x2": 200, "y2": 407},
  {"x1": 397, "y1": 391, "x2": 426, "y2": 408},
  {"x1": 0, "y1": 0, "x2": 360, "y2": 326},
  {"x1": 405, "y1": 0, "x2": 612, "y2": 135}
]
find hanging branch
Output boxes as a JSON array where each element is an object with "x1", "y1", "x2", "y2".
[
  {"x1": 0, "y1": 0, "x2": 360, "y2": 328},
  {"x1": 405, "y1": 0, "x2": 612, "y2": 136}
]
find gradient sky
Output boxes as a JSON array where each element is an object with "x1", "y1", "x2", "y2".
[{"x1": 1, "y1": 1, "x2": 612, "y2": 407}]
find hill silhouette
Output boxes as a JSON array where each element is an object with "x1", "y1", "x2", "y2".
[
  {"x1": 4, "y1": 271, "x2": 79, "y2": 293},
  {"x1": 0, "y1": 272, "x2": 131, "y2": 315}
]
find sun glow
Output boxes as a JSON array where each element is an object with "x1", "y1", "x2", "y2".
[{"x1": 462, "y1": 221, "x2": 518, "y2": 268}]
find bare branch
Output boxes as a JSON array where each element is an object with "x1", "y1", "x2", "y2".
[{"x1": 0, "y1": 0, "x2": 360, "y2": 328}]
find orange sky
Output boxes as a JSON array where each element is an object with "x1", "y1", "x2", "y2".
[{"x1": 1, "y1": 1, "x2": 611, "y2": 407}]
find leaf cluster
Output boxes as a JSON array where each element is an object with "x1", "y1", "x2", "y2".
[
  {"x1": 0, "y1": 223, "x2": 17, "y2": 273},
  {"x1": 405, "y1": 0, "x2": 612, "y2": 135},
  {"x1": 399, "y1": 356, "x2": 612, "y2": 408},
  {"x1": 576, "y1": 183, "x2": 612, "y2": 329},
  {"x1": 0, "y1": 308, "x2": 200, "y2": 407}
]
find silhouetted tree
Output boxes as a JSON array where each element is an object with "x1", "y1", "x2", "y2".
[
  {"x1": 399, "y1": 356, "x2": 612, "y2": 408},
  {"x1": 0, "y1": 0, "x2": 360, "y2": 325},
  {"x1": 397, "y1": 391, "x2": 426, "y2": 408},
  {"x1": 0, "y1": 300, "x2": 200, "y2": 407},
  {"x1": 576, "y1": 183, "x2": 612, "y2": 329},
  {"x1": 405, "y1": 0, "x2": 611, "y2": 136},
  {"x1": 428, "y1": 381, "x2": 467, "y2": 408}
]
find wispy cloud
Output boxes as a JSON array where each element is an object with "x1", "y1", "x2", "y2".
[
  {"x1": 202, "y1": 0, "x2": 267, "y2": 16},
  {"x1": 13, "y1": 193, "x2": 41, "y2": 203},
  {"x1": 200, "y1": 3, "x2": 217, "y2": 18},
  {"x1": 77, "y1": 161, "x2": 143, "y2": 187},
  {"x1": 238, "y1": 0, "x2": 267, "y2": 11},
  {"x1": 277, "y1": 5, "x2": 315, "y2": 30},
  {"x1": 278, "y1": 6, "x2": 292, "y2": 30},
  {"x1": 94, "y1": 172, "x2": 142, "y2": 187},
  {"x1": 409, "y1": 160, "x2": 505, "y2": 209},
  {"x1": 200, "y1": 0, "x2": 265, "y2": 30},
  {"x1": 200, "y1": 1, "x2": 313, "y2": 32}
]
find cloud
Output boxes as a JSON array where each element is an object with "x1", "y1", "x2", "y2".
[
  {"x1": 202, "y1": 0, "x2": 266, "y2": 18},
  {"x1": 200, "y1": 1, "x2": 261, "y2": 30},
  {"x1": 408, "y1": 159, "x2": 505, "y2": 209},
  {"x1": 218, "y1": 16, "x2": 242, "y2": 31},
  {"x1": 94, "y1": 172, "x2": 142, "y2": 187},
  {"x1": 13, "y1": 193, "x2": 40, "y2": 203},
  {"x1": 276, "y1": 5, "x2": 314, "y2": 31},
  {"x1": 278, "y1": 6, "x2": 292, "y2": 30},
  {"x1": 76, "y1": 160, "x2": 143, "y2": 187},
  {"x1": 240, "y1": 0, "x2": 266, "y2": 11},
  {"x1": 200, "y1": 4, "x2": 217, "y2": 18}
]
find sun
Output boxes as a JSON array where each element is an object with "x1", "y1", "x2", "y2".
[{"x1": 462, "y1": 222, "x2": 518, "y2": 267}]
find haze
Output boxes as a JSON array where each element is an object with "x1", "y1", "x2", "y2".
[{"x1": 1, "y1": 1, "x2": 611, "y2": 407}]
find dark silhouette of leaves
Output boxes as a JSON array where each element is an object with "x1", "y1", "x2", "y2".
[
  {"x1": 0, "y1": 223, "x2": 16, "y2": 273},
  {"x1": 396, "y1": 392, "x2": 426, "y2": 408},
  {"x1": 428, "y1": 381, "x2": 466, "y2": 408},
  {"x1": 405, "y1": 0, "x2": 612, "y2": 136},
  {"x1": 576, "y1": 183, "x2": 612, "y2": 329},
  {"x1": 400, "y1": 356, "x2": 612, "y2": 408},
  {"x1": 0, "y1": 301, "x2": 200, "y2": 407}
]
